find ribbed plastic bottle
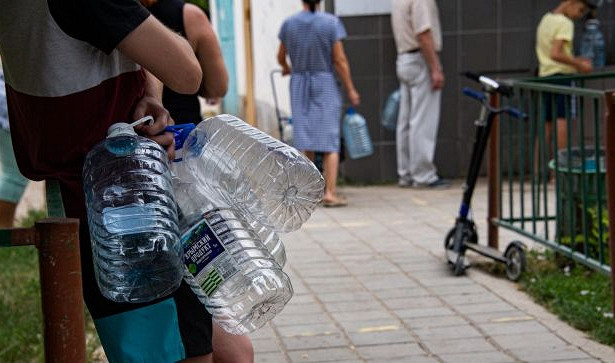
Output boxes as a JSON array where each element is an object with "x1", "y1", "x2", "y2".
[
  {"x1": 343, "y1": 107, "x2": 374, "y2": 160},
  {"x1": 580, "y1": 19, "x2": 606, "y2": 68},
  {"x1": 168, "y1": 124, "x2": 287, "y2": 268},
  {"x1": 83, "y1": 120, "x2": 183, "y2": 303},
  {"x1": 249, "y1": 220, "x2": 286, "y2": 267},
  {"x1": 173, "y1": 179, "x2": 293, "y2": 335},
  {"x1": 381, "y1": 89, "x2": 400, "y2": 131},
  {"x1": 181, "y1": 114, "x2": 324, "y2": 233}
]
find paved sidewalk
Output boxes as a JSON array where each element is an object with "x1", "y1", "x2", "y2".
[{"x1": 251, "y1": 180, "x2": 615, "y2": 362}]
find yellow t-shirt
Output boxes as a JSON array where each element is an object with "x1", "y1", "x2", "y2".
[{"x1": 536, "y1": 12, "x2": 576, "y2": 77}]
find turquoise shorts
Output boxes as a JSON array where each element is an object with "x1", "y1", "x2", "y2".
[{"x1": 0, "y1": 129, "x2": 29, "y2": 203}]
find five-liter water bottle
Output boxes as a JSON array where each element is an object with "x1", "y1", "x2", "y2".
[
  {"x1": 171, "y1": 153, "x2": 287, "y2": 268},
  {"x1": 381, "y1": 89, "x2": 400, "y2": 131},
  {"x1": 173, "y1": 178, "x2": 293, "y2": 335},
  {"x1": 580, "y1": 19, "x2": 606, "y2": 68},
  {"x1": 181, "y1": 114, "x2": 324, "y2": 233},
  {"x1": 343, "y1": 107, "x2": 374, "y2": 159},
  {"x1": 83, "y1": 120, "x2": 183, "y2": 303}
]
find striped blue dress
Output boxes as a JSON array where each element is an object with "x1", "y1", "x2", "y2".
[{"x1": 279, "y1": 11, "x2": 346, "y2": 152}]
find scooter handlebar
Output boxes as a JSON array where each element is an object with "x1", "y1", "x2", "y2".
[
  {"x1": 505, "y1": 107, "x2": 527, "y2": 120},
  {"x1": 462, "y1": 87, "x2": 487, "y2": 102},
  {"x1": 464, "y1": 72, "x2": 513, "y2": 97}
]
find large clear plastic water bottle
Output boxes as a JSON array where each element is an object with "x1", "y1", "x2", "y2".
[
  {"x1": 381, "y1": 89, "x2": 400, "y2": 131},
  {"x1": 249, "y1": 220, "x2": 286, "y2": 267},
  {"x1": 169, "y1": 125, "x2": 288, "y2": 268},
  {"x1": 343, "y1": 107, "x2": 374, "y2": 159},
  {"x1": 173, "y1": 179, "x2": 293, "y2": 334},
  {"x1": 83, "y1": 119, "x2": 183, "y2": 303},
  {"x1": 580, "y1": 19, "x2": 606, "y2": 68},
  {"x1": 182, "y1": 114, "x2": 324, "y2": 233}
]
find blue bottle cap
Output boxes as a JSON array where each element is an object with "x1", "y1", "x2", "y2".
[
  {"x1": 347, "y1": 107, "x2": 356, "y2": 115},
  {"x1": 165, "y1": 124, "x2": 197, "y2": 150}
]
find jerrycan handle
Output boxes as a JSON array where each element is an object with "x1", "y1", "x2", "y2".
[{"x1": 130, "y1": 116, "x2": 154, "y2": 128}]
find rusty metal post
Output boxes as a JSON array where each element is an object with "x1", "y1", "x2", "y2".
[
  {"x1": 488, "y1": 93, "x2": 500, "y2": 249},
  {"x1": 603, "y1": 91, "x2": 615, "y2": 317},
  {"x1": 36, "y1": 217, "x2": 86, "y2": 362}
]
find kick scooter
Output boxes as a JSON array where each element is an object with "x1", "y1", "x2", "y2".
[{"x1": 445, "y1": 72, "x2": 527, "y2": 281}]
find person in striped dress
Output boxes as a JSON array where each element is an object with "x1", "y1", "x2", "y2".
[{"x1": 277, "y1": 0, "x2": 360, "y2": 207}]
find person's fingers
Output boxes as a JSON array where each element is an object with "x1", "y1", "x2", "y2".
[
  {"x1": 166, "y1": 141, "x2": 176, "y2": 161},
  {"x1": 147, "y1": 132, "x2": 174, "y2": 147},
  {"x1": 140, "y1": 109, "x2": 172, "y2": 136}
]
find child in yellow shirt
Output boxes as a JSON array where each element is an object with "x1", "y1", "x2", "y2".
[{"x1": 536, "y1": 0, "x2": 592, "y2": 153}]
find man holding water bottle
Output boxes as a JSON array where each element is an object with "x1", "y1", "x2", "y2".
[{"x1": 391, "y1": 0, "x2": 449, "y2": 189}]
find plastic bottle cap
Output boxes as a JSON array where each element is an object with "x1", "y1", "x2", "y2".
[
  {"x1": 347, "y1": 107, "x2": 356, "y2": 115},
  {"x1": 107, "y1": 123, "x2": 137, "y2": 138}
]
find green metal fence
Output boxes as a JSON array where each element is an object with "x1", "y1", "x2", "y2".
[{"x1": 489, "y1": 72, "x2": 615, "y2": 275}]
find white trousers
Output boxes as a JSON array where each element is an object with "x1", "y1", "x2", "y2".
[{"x1": 396, "y1": 52, "x2": 441, "y2": 185}]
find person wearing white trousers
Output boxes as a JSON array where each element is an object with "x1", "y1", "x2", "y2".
[{"x1": 392, "y1": 0, "x2": 449, "y2": 188}]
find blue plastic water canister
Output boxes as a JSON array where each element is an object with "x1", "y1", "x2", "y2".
[
  {"x1": 381, "y1": 89, "x2": 401, "y2": 131},
  {"x1": 343, "y1": 108, "x2": 374, "y2": 159},
  {"x1": 580, "y1": 19, "x2": 606, "y2": 68},
  {"x1": 83, "y1": 122, "x2": 183, "y2": 303}
]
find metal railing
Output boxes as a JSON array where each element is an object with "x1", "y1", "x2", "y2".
[
  {"x1": 487, "y1": 71, "x2": 615, "y2": 314},
  {"x1": 0, "y1": 181, "x2": 85, "y2": 362}
]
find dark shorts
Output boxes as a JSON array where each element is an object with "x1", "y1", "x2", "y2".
[
  {"x1": 542, "y1": 74, "x2": 574, "y2": 121},
  {"x1": 59, "y1": 177, "x2": 213, "y2": 362}
]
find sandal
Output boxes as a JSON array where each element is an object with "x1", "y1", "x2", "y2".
[{"x1": 323, "y1": 195, "x2": 348, "y2": 208}]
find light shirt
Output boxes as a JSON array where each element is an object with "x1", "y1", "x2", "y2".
[
  {"x1": 391, "y1": 0, "x2": 442, "y2": 54},
  {"x1": 536, "y1": 12, "x2": 577, "y2": 76}
]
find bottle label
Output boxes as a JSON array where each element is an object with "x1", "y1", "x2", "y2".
[
  {"x1": 182, "y1": 217, "x2": 239, "y2": 297},
  {"x1": 103, "y1": 204, "x2": 159, "y2": 233}
]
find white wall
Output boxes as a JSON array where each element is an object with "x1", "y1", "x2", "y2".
[{"x1": 250, "y1": 0, "x2": 304, "y2": 135}]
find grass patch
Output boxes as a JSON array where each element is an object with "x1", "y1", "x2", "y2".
[
  {"x1": 478, "y1": 250, "x2": 615, "y2": 347},
  {"x1": 0, "y1": 210, "x2": 102, "y2": 362}
]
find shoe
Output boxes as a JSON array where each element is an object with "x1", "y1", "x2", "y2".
[
  {"x1": 323, "y1": 195, "x2": 348, "y2": 208},
  {"x1": 413, "y1": 178, "x2": 451, "y2": 189}
]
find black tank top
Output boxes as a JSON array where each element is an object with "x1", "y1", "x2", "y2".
[{"x1": 149, "y1": 0, "x2": 201, "y2": 124}]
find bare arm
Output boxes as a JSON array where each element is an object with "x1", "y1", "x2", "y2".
[
  {"x1": 277, "y1": 43, "x2": 291, "y2": 75},
  {"x1": 117, "y1": 15, "x2": 202, "y2": 94},
  {"x1": 416, "y1": 29, "x2": 444, "y2": 90},
  {"x1": 183, "y1": 4, "x2": 228, "y2": 98},
  {"x1": 332, "y1": 41, "x2": 360, "y2": 106},
  {"x1": 550, "y1": 39, "x2": 592, "y2": 74}
]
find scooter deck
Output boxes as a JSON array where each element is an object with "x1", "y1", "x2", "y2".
[{"x1": 465, "y1": 242, "x2": 507, "y2": 264}]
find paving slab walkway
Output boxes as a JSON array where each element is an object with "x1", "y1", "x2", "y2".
[
  {"x1": 251, "y1": 180, "x2": 615, "y2": 363},
  {"x1": 13, "y1": 179, "x2": 615, "y2": 362}
]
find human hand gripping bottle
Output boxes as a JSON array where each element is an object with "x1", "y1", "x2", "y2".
[
  {"x1": 82, "y1": 117, "x2": 183, "y2": 303},
  {"x1": 170, "y1": 136, "x2": 293, "y2": 335}
]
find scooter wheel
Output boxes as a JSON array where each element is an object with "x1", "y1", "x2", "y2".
[
  {"x1": 504, "y1": 242, "x2": 526, "y2": 281},
  {"x1": 444, "y1": 227, "x2": 456, "y2": 250},
  {"x1": 453, "y1": 254, "x2": 466, "y2": 276}
]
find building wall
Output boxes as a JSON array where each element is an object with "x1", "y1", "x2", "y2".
[
  {"x1": 251, "y1": 0, "x2": 304, "y2": 135},
  {"x1": 335, "y1": 0, "x2": 615, "y2": 182}
]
